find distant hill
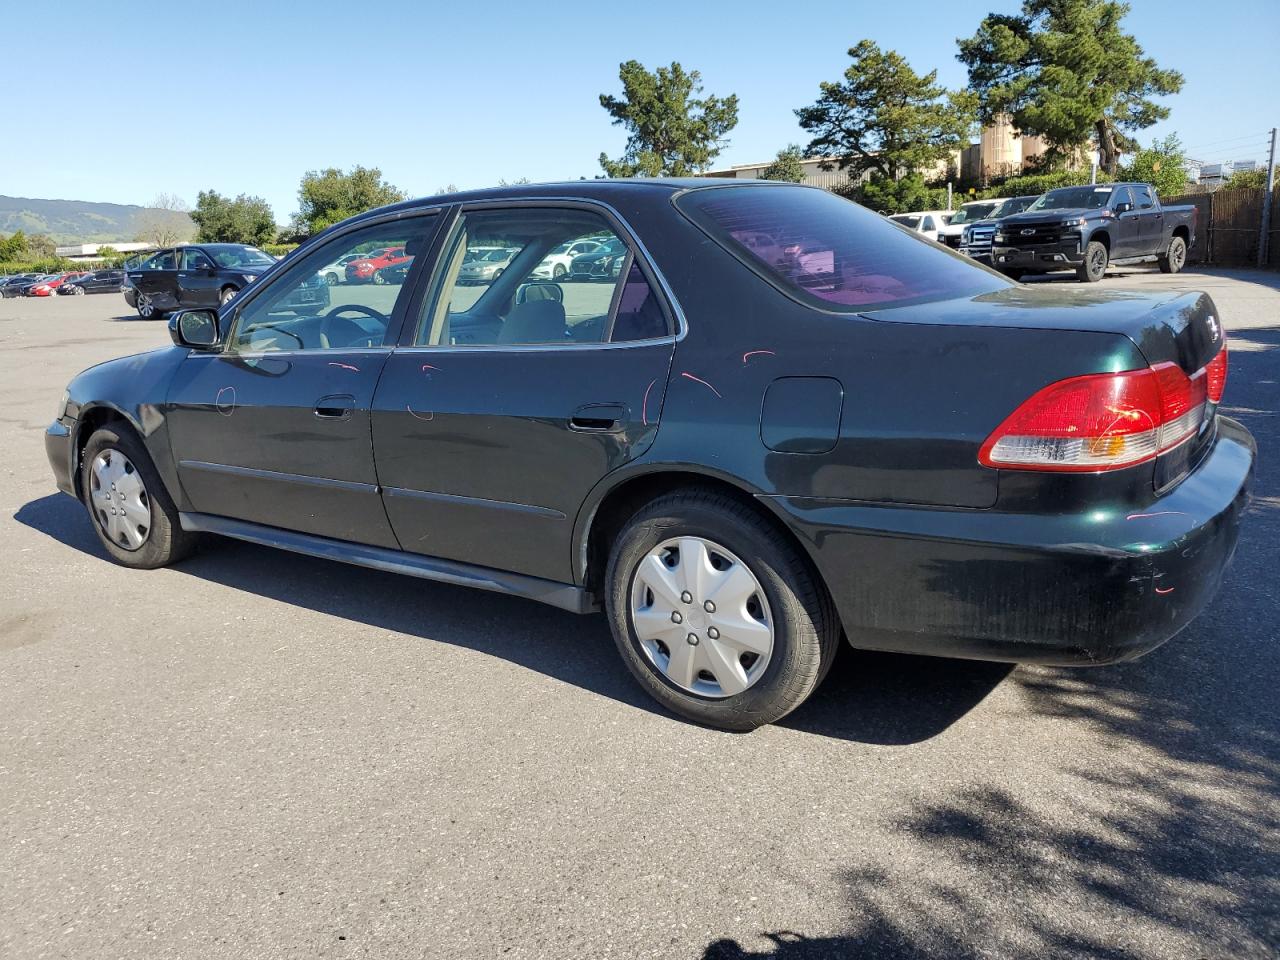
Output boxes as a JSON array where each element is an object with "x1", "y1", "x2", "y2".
[{"x1": 0, "y1": 195, "x2": 195, "y2": 244}]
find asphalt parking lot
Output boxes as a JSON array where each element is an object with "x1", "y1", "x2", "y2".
[{"x1": 1, "y1": 268, "x2": 1277, "y2": 959}]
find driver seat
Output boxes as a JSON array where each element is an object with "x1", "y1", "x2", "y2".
[{"x1": 498, "y1": 299, "x2": 566, "y2": 344}]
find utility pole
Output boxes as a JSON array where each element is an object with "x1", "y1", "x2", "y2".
[
  {"x1": 947, "y1": 181, "x2": 953, "y2": 211},
  {"x1": 1259, "y1": 127, "x2": 1277, "y2": 268}
]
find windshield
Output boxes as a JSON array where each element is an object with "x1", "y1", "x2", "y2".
[
  {"x1": 991, "y1": 196, "x2": 1037, "y2": 218},
  {"x1": 676, "y1": 185, "x2": 1008, "y2": 311},
  {"x1": 1029, "y1": 186, "x2": 1114, "y2": 211},
  {"x1": 210, "y1": 247, "x2": 276, "y2": 269},
  {"x1": 949, "y1": 202, "x2": 1000, "y2": 225}
]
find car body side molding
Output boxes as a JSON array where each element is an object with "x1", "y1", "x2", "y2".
[{"x1": 178, "y1": 512, "x2": 598, "y2": 614}]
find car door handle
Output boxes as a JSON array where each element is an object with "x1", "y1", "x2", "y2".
[
  {"x1": 315, "y1": 394, "x2": 355, "y2": 419},
  {"x1": 569, "y1": 403, "x2": 627, "y2": 432}
]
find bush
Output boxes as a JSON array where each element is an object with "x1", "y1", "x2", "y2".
[
  {"x1": 262, "y1": 243, "x2": 299, "y2": 258},
  {"x1": 0, "y1": 258, "x2": 79, "y2": 276}
]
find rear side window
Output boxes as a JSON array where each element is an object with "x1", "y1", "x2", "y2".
[{"x1": 676, "y1": 186, "x2": 1008, "y2": 311}]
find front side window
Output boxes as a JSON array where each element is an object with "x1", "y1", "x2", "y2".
[
  {"x1": 229, "y1": 218, "x2": 435, "y2": 353},
  {"x1": 416, "y1": 207, "x2": 669, "y2": 347},
  {"x1": 677, "y1": 185, "x2": 1007, "y2": 311},
  {"x1": 183, "y1": 249, "x2": 214, "y2": 270}
]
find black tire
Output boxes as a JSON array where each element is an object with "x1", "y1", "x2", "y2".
[
  {"x1": 80, "y1": 425, "x2": 197, "y2": 569},
  {"x1": 604, "y1": 490, "x2": 839, "y2": 731},
  {"x1": 325, "y1": 272, "x2": 339, "y2": 286},
  {"x1": 1158, "y1": 236, "x2": 1187, "y2": 274},
  {"x1": 1076, "y1": 240, "x2": 1108, "y2": 282},
  {"x1": 1002, "y1": 268, "x2": 1025, "y2": 281},
  {"x1": 553, "y1": 264, "x2": 567, "y2": 279},
  {"x1": 135, "y1": 293, "x2": 164, "y2": 321}
]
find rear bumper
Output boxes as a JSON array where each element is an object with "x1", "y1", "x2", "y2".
[
  {"x1": 768, "y1": 417, "x2": 1255, "y2": 666},
  {"x1": 122, "y1": 287, "x2": 137, "y2": 307},
  {"x1": 992, "y1": 239, "x2": 1084, "y2": 271},
  {"x1": 46, "y1": 420, "x2": 76, "y2": 497}
]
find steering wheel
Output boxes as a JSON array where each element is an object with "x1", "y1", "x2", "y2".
[{"x1": 320, "y1": 304, "x2": 387, "y2": 349}]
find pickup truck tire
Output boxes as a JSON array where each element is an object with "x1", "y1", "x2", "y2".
[
  {"x1": 1001, "y1": 268, "x2": 1025, "y2": 281},
  {"x1": 1159, "y1": 236, "x2": 1187, "y2": 274},
  {"x1": 1077, "y1": 241, "x2": 1109, "y2": 283}
]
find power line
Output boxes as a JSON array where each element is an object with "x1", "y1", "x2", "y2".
[{"x1": 1182, "y1": 132, "x2": 1271, "y2": 152}]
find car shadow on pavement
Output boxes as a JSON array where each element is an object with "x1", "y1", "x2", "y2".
[
  {"x1": 15, "y1": 491, "x2": 1007, "y2": 744},
  {"x1": 698, "y1": 319, "x2": 1280, "y2": 957}
]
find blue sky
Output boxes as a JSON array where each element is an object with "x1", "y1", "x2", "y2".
[{"x1": 4, "y1": 0, "x2": 1276, "y2": 222}]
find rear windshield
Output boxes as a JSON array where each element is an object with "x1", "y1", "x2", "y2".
[{"x1": 676, "y1": 185, "x2": 1008, "y2": 310}]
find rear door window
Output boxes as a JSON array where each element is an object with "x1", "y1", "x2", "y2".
[{"x1": 676, "y1": 185, "x2": 1008, "y2": 310}]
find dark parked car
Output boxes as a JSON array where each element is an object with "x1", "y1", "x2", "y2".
[
  {"x1": 569, "y1": 236, "x2": 628, "y2": 280},
  {"x1": 45, "y1": 180, "x2": 1252, "y2": 730},
  {"x1": 59, "y1": 269, "x2": 125, "y2": 295},
  {"x1": 959, "y1": 195, "x2": 1040, "y2": 264},
  {"x1": 991, "y1": 182, "x2": 1196, "y2": 282},
  {"x1": 0, "y1": 274, "x2": 41, "y2": 297},
  {"x1": 124, "y1": 244, "x2": 280, "y2": 319}
]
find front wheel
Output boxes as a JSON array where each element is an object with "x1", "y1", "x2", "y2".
[
  {"x1": 220, "y1": 286, "x2": 238, "y2": 305},
  {"x1": 81, "y1": 425, "x2": 197, "y2": 569},
  {"x1": 1159, "y1": 236, "x2": 1187, "y2": 274},
  {"x1": 1077, "y1": 241, "x2": 1108, "y2": 282},
  {"x1": 325, "y1": 272, "x2": 339, "y2": 286},
  {"x1": 553, "y1": 264, "x2": 567, "y2": 279},
  {"x1": 605, "y1": 491, "x2": 838, "y2": 730}
]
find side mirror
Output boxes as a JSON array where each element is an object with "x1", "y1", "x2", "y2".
[
  {"x1": 516, "y1": 282, "x2": 564, "y2": 305},
  {"x1": 1115, "y1": 201, "x2": 1133, "y2": 214},
  {"x1": 169, "y1": 309, "x2": 221, "y2": 349}
]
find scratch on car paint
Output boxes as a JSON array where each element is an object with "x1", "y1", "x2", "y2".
[
  {"x1": 1126, "y1": 510, "x2": 1190, "y2": 521},
  {"x1": 407, "y1": 405, "x2": 434, "y2": 422},
  {"x1": 681, "y1": 371, "x2": 722, "y2": 399},
  {"x1": 328, "y1": 362, "x2": 360, "y2": 372},
  {"x1": 742, "y1": 349, "x2": 776, "y2": 364},
  {"x1": 421, "y1": 364, "x2": 440, "y2": 372},
  {"x1": 1155, "y1": 586, "x2": 1175, "y2": 595},
  {"x1": 641, "y1": 378, "x2": 658, "y2": 426},
  {"x1": 215, "y1": 386, "x2": 235, "y2": 417}
]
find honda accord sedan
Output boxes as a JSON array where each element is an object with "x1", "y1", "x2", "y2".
[{"x1": 44, "y1": 180, "x2": 1254, "y2": 730}]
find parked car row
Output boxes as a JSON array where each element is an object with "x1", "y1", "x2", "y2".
[
  {"x1": 0, "y1": 270, "x2": 124, "y2": 298},
  {"x1": 889, "y1": 181, "x2": 1194, "y2": 284}
]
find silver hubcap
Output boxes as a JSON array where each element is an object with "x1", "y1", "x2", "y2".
[
  {"x1": 629, "y1": 537, "x2": 774, "y2": 698},
  {"x1": 89, "y1": 449, "x2": 151, "y2": 551},
  {"x1": 138, "y1": 294, "x2": 153, "y2": 316}
]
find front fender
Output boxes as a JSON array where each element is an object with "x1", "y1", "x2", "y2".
[{"x1": 65, "y1": 347, "x2": 190, "y2": 506}]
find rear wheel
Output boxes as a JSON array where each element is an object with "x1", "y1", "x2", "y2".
[
  {"x1": 72, "y1": 285, "x2": 85, "y2": 295},
  {"x1": 1077, "y1": 241, "x2": 1108, "y2": 282},
  {"x1": 1159, "y1": 236, "x2": 1187, "y2": 274},
  {"x1": 553, "y1": 264, "x2": 567, "y2": 279},
  {"x1": 135, "y1": 293, "x2": 163, "y2": 320},
  {"x1": 81, "y1": 425, "x2": 197, "y2": 569},
  {"x1": 325, "y1": 272, "x2": 339, "y2": 286},
  {"x1": 605, "y1": 491, "x2": 838, "y2": 730}
]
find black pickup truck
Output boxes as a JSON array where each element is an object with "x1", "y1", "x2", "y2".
[{"x1": 990, "y1": 182, "x2": 1195, "y2": 283}]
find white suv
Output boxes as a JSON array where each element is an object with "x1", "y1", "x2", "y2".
[{"x1": 532, "y1": 238, "x2": 604, "y2": 280}]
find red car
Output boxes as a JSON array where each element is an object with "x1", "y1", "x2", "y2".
[
  {"x1": 345, "y1": 246, "x2": 409, "y2": 282},
  {"x1": 29, "y1": 272, "x2": 89, "y2": 297}
]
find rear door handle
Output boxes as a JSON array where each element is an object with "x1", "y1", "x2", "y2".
[
  {"x1": 315, "y1": 394, "x2": 355, "y2": 419},
  {"x1": 569, "y1": 403, "x2": 627, "y2": 432}
]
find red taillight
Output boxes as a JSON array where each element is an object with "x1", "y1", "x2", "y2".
[
  {"x1": 1205, "y1": 343, "x2": 1228, "y2": 403},
  {"x1": 979, "y1": 353, "x2": 1224, "y2": 473}
]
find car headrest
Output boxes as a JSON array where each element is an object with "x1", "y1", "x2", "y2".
[{"x1": 498, "y1": 299, "x2": 566, "y2": 344}]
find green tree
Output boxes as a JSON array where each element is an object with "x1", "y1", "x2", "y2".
[
  {"x1": 958, "y1": 0, "x2": 1184, "y2": 176},
  {"x1": 760, "y1": 145, "x2": 806, "y2": 182},
  {"x1": 598, "y1": 60, "x2": 739, "y2": 177},
  {"x1": 797, "y1": 40, "x2": 975, "y2": 183},
  {"x1": 1224, "y1": 165, "x2": 1277, "y2": 191},
  {"x1": 25, "y1": 234, "x2": 56, "y2": 259},
  {"x1": 848, "y1": 172, "x2": 949, "y2": 215},
  {"x1": 293, "y1": 166, "x2": 406, "y2": 236},
  {"x1": 191, "y1": 190, "x2": 277, "y2": 245},
  {"x1": 1119, "y1": 133, "x2": 1189, "y2": 199},
  {"x1": 0, "y1": 230, "x2": 27, "y2": 260}
]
